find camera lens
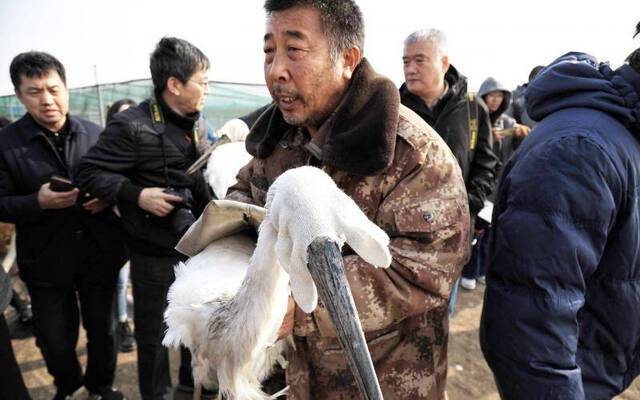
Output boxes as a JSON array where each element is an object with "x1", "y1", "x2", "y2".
[{"x1": 171, "y1": 208, "x2": 196, "y2": 236}]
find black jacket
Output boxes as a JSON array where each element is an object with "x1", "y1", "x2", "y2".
[
  {"x1": 76, "y1": 98, "x2": 211, "y2": 255},
  {"x1": 400, "y1": 65, "x2": 498, "y2": 215},
  {"x1": 0, "y1": 114, "x2": 127, "y2": 286}
]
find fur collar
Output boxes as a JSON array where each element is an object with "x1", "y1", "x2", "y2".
[{"x1": 246, "y1": 58, "x2": 400, "y2": 176}]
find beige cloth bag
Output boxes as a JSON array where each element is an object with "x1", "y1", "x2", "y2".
[{"x1": 175, "y1": 200, "x2": 266, "y2": 257}]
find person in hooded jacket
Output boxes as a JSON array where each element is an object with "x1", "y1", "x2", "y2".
[
  {"x1": 506, "y1": 65, "x2": 544, "y2": 129},
  {"x1": 478, "y1": 77, "x2": 530, "y2": 178},
  {"x1": 459, "y1": 77, "x2": 530, "y2": 290},
  {"x1": 480, "y1": 41, "x2": 640, "y2": 399}
]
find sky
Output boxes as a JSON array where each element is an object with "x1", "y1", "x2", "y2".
[{"x1": 0, "y1": 0, "x2": 638, "y2": 96}]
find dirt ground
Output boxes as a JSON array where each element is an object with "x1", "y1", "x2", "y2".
[{"x1": 6, "y1": 284, "x2": 640, "y2": 400}]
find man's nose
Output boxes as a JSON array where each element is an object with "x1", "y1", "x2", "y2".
[
  {"x1": 40, "y1": 91, "x2": 54, "y2": 105},
  {"x1": 267, "y1": 50, "x2": 290, "y2": 82}
]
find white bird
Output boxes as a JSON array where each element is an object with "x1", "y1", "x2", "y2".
[
  {"x1": 204, "y1": 141, "x2": 252, "y2": 199},
  {"x1": 204, "y1": 118, "x2": 252, "y2": 199},
  {"x1": 164, "y1": 166, "x2": 392, "y2": 399}
]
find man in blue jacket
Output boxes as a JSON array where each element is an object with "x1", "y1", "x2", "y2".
[
  {"x1": 480, "y1": 35, "x2": 640, "y2": 398},
  {"x1": 0, "y1": 52, "x2": 127, "y2": 400}
]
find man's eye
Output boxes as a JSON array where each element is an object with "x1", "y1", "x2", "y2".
[{"x1": 263, "y1": 47, "x2": 274, "y2": 54}]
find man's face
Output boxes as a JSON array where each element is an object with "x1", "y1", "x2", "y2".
[
  {"x1": 177, "y1": 67, "x2": 209, "y2": 114},
  {"x1": 485, "y1": 91, "x2": 504, "y2": 113},
  {"x1": 263, "y1": 6, "x2": 348, "y2": 129},
  {"x1": 403, "y1": 40, "x2": 449, "y2": 99},
  {"x1": 15, "y1": 70, "x2": 69, "y2": 131}
]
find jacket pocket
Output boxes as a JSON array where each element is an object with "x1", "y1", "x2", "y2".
[{"x1": 393, "y1": 200, "x2": 464, "y2": 237}]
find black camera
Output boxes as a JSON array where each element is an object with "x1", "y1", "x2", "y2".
[{"x1": 163, "y1": 187, "x2": 196, "y2": 236}]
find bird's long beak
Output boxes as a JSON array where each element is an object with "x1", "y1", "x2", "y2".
[{"x1": 306, "y1": 236, "x2": 384, "y2": 400}]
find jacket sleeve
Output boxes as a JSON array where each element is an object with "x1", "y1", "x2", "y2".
[
  {"x1": 479, "y1": 136, "x2": 618, "y2": 399},
  {"x1": 0, "y1": 153, "x2": 41, "y2": 223},
  {"x1": 75, "y1": 120, "x2": 143, "y2": 205},
  {"x1": 467, "y1": 104, "x2": 498, "y2": 215},
  {"x1": 225, "y1": 158, "x2": 259, "y2": 205},
  {"x1": 308, "y1": 139, "x2": 470, "y2": 335}
]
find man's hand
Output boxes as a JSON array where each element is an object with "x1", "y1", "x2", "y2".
[
  {"x1": 492, "y1": 128, "x2": 504, "y2": 142},
  {"x1": 138, "y1": 187, "x2": 182, "y2": 217},
  {"x1": 277, "y1": 296, "x2": 296, "y2": 340},
  {"x1": 37, "y1": 182, "x2": 79, "y2": 209},
  {"x1": 82, "y1": 198, "x2": 110, "y2": 214},
  {"x1": 514, "y1": 123, "x2": 531, "y2": 138}
]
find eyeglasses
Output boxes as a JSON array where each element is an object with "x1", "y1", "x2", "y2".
[{"x1": 189, "y1": 79, "x2": 210, "y2": 89}]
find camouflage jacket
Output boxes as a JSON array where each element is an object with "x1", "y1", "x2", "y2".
[{"x1": 227, "y1": 59, "x2": 470, "y2": 399}]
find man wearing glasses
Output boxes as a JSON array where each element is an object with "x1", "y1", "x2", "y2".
[{"x1": 76, "y1": 37, "x2": 213, "y2": 400}]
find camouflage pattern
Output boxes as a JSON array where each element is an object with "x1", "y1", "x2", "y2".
[{"x1": 227, "y1": 104, "x2": 470, "y2": 399}]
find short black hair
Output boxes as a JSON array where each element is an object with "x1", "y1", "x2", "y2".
[
  {"x1": 627, "y1": 22, "x2": 640, "y2": 73},
  {"x1": 106, "y1": 98, "x2": 137, "y2": 124},
  {"x1": 149, "y1": 37, "x2": 210, "y2": 94},
  {"x1": 10, "y1": 51, "x2": 66, "y2": 91},
  {"x1": 264, "y1": 0, "x2": 364, "y2": 60},
  {"x1": 528, "y1": 65, "x2": 545, "y2": 83}
]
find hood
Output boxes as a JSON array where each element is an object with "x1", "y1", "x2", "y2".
[
  {"x1": 445, "y1": 64, "x2": 468, "y2": 100},
  {"x1": 526, "y1": 52, "x2": 640, "y2": 133},
  {"x1": 478, "y1": 76, "x2": 512, "y2": 121}
]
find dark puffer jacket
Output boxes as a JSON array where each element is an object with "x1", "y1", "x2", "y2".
[
  {"x1": 400, "y1": 65, "x2": 498, "y2": 216},
  {"x1": 480, "y1": 52, "x2": 640, "y2": 399},
  {"x1": 76, "y1": 98, "x2": 211, "y2": 255}
]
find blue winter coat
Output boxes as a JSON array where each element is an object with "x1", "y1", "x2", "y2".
[{"x1": 480, "y1": 52, "x2": 640, "y2": 399}]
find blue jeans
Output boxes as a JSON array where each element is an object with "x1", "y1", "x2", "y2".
[
  {"x1": 462, "y1": 233, "x2": 487, "y2": 280},
  {"x1": 448, "y1": 279, "x2": 460, "y2": 316},
  {"x1": 116, "y1": 262, "x2": 130, "y2": 322}
]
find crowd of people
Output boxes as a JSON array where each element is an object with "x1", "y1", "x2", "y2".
[{"x1": 0, "y1": 1, "x2": 639, "y2": 400}]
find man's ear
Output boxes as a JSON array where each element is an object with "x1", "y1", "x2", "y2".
[
  {"x1": 166, "y1": 76, "x2": 182, "y2": 96},
  {"x1": 442, "y1": 55, "x2": 450, "y2": 74},
  {"x1": 341, "y1": 47, "x2": 362, "y2": 80}
]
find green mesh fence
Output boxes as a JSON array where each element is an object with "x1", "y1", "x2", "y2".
[{"x1": 0, "y1": 79, "x2": 272, "y2": 130}]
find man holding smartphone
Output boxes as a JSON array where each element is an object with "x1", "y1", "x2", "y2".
[{"x1": 0, "y1": 52, "x2": 127, "y2": 400}]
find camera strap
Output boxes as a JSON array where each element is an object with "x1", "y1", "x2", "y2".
[
  {"x1": 149, "y1": 97, "x2": 171, "y2": 188},
  {"x1": 150, "y1": 97, "x2": 166, "y2": 134},
  {"x1": 466, "y1": 92, "x2": 479, "y2": 151}
]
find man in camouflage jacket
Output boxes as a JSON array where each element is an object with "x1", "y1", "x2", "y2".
[{"x1": 226, "y1": 1, "x2": 470, "y2": 398}]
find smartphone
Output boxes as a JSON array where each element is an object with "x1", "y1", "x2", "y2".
[{"x1": 49, "y1": 175, "x2": 75, "y2": 192}]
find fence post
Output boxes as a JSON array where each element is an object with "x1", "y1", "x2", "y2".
[{"x1": 94, "y1": 65, "x2": 106, "y2": 126}]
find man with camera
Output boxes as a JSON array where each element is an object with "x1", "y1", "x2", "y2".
[
  {"x1": 0, "y1": 52, "x2": 128, "y2": 400},
  {"x1": 76, "y1": 37, "x2": 212, "y2": 400}
]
